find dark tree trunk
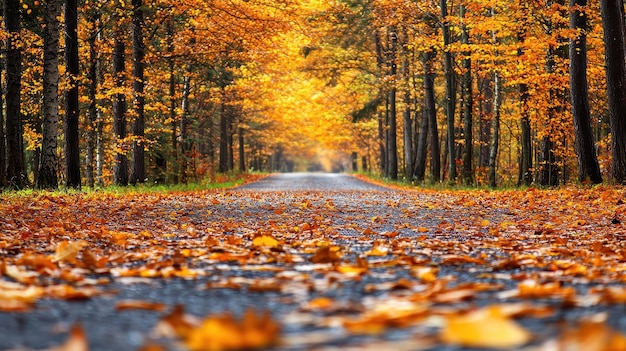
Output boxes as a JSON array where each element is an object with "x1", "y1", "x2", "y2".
[
  {"x1": 460, "y1": 4, "x2": 473, "y2": 185},
  {"x1": 38, "y1": 0, "x2": 61, "y2": 190},
  {"x1": 64, "y1": 0, "x2": 81, "y2": 188},
  {"x1": 441, "y1": 0, "x2": 457, "y2": 182},
  {"x1": 478, "y1": 76, "x2": 493, "y2": 168},
  {"x1": 0, "y1": 62, "x2": 5, "y2": 186},
  {"x1": 518, "y1": 30, "x2": 533, "y2": 186},
  {"x1": 386, "y1": 27, "x2": 398, "y2": 180},
  {"x1": 129, "y1": 0, "x2": 146, "y2": 185},
  {"x1": 374, "y1": 32, "x2": 386, "y2": 175},
  {"x1": 86, "y1": 12, "x2": 101, "y2": 188},
  {"x1": 219, "y1": 91, "x2": 229, "y2": 173},
  {"x1": 179, "y1": 69, "x2": 191, "y2": 183},
  {"x1": 113, "y1": 14, "x2": 128, "y2": 186},
  {"x1": 570, "y1": 0, "x2": 602, "y2": 184},
  {"x1": 601, "y1": 0, "x2": 626, "y2": 183},
  {"x1": 401, "y1": 33, "x2": 413, "y2": 180},
  {"x1": 488, "y1": 71, "x2": 501, "y2": 187},
  {"x1": 167, "y1": 20, "x2": 177, "y2": 183},
  {"x1": 239, "y1": 126, "x2": 245, "y2": 172},
  {"x1": 5, "y1": 0, "x2": 27, "y2": 188},
  {"x1": 424, "y1": 49, "x2": 440, "y2": 182}
]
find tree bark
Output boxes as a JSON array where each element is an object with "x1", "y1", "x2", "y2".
[
  {"x1": 441, "y1": 0, "x2": 457, "y2": 182},
  {"x1": 488, "y1": 71, "x2": 501, "y2": 187},
  {"x1": 387, "y1": 28, "x2": 398, "y2": 180},
  {"x1": 570, "y1": 0, "x2": 602, "y2": 184},
  {"x1": 37, "y1": 0, "x2": 61, "y2": 189},
  {"x1": 601, "y1": 0, "x2": 626, "y2": 183},
  {"x1": 179, "y1": 68, "x2": 191, "y2": 183},
  {"x1": 239, "y1": 125, "x2": 246, "y2": 172},
  {"x1": 0, "y1": 59, "x2": 5, "y2": 187},
  {"x1": 129, "y1": 0, "x2": 146, "y2": 185},
  {"x1": 86, "y1": 12, "x2": 101, "y2": 188},
  {"x1": 219, "y1": 90, "x2": 230, "y2": 173},
  {"x1": 518, "y1": 23, "x2": 533, "y2": 186},
  {"x1": 64, "y1": 0, "x2": 81, "y2": 188},
  {"x1": 460, "y1": 4, "x2": 473, "y2": 185},
  {"x1": 113, "y1": 8, "x2": 128, "y2": 186},
  {"x1": 5, "y1": 0, "x2": 27, "y2": 188},
  {"x1": 402, "y1": 33, "x2": 413, "y2": 180}
]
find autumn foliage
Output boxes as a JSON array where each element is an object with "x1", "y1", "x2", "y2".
[{"x1": 0, "y1": 0, "x2": 624, "y2": 188}]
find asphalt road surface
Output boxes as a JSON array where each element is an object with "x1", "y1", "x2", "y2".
[{"x1": 0, "y1": 173, "x2": 623, "y2": 350}]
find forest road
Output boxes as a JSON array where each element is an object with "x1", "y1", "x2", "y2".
[{"x1": 0, "y1": 173, "x2": 620, "y2": 351}]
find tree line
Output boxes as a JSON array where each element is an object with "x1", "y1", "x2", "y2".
[{"x1": 2, "y1": 0, "x2": 626, "y2": 189}]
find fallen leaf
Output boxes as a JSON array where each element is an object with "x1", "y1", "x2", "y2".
[{"x1": 440, "y1": 306, "x2": 531, "y2": 348}]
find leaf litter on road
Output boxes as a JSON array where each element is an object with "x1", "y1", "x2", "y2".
[{"x1": 2, "y1": 183, "x2": 626, "y2": 350}]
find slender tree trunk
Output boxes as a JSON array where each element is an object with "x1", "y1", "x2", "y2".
[
  {"x1": 0, "y1": 59, "x2": 5, "y2": 187},
  {"x1": 167, "y1": 20, "x2": 178, "y2": 183},
  {"x1": 5, "y1": 0, "x2": 27, "y2": 188},
  {"x1": 601, "y1": 0, "x2": 626, "y2": 183},
  {"x1": 375, "y1": 32, "x2": 386, "y2": 175},
  {"x1": 479, "y1": 76, "x2": 493, "y2": 168},
  {"x1": 86, "y1": 13, "x2": 101, "y2": 188},
  {"x1": 64, "y1": 0, "x2": 81, "y2": 188},
  {"x1": 219, "y1": 90, "x2": 229, "y2": 173},
  {"x1": 441, "y1": 0, "x2": 457, "y2": 182},
  {"x1": 423, "y1": 49, "x2": 441, "y2": 182},
  {"x1": 460, "y1": 4, "x2": 473, "y2": 185},
  {"x1": 239, "y1": 125, "x2": 245, "y2": 172},
  {"x1": 113, "y1": 10, "x2": 128, "y2": 186},
  {"x1": 129, "y1": 0, "x2": 146, "y2": 185},
  {"x1": 401, "y1": 32, "x2": 413, "y2": 180},
  {"x1": 38, "y1": 0, "x2": 61, "y2": 189},
  {"x1": 179, "y1": 68, "x2": 191, "y2": 183},
  {"x1": 488, "y1": 71, "x2": 501, "y2": 187},
  {"x1": 387, "y1": 28, "x2": 398, "y2": 180},
  {"x1": 570, "y1": 0, "x2": 602, "y2": 184},
  {"x1": 518, "y1": 28, "x2": 533, "y2": 186}
]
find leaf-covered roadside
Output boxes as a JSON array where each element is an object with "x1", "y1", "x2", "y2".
[{"x1": 2, "y1": 185, "x2": 626, "y2": 350}]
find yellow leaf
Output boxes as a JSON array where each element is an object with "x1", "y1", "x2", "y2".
[
  {"x1": 252, "y1": 235, "x2": 278, "y2": 248},
  {"x1": 367, "y1": 245, "x2": 390, "y2": 257},
  {"x1": 441, "y1": 306, "x2": 531, "y2": 348},
  {"x1": 52, "y1": 240, "x2": 88, "y2": 263}
]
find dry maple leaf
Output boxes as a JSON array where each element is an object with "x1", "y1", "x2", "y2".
[
  {"x1": 309, "y1": 246, "x2": 341, "y2": 263},
  {"x1": 52, "y1": 240, "x2": 88, "y2": 263},
  {"x1": 440, "y1": 305, "x2": 531, "y2": 349}
]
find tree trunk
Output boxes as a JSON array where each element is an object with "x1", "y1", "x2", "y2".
[
  {"x1": 441, "y1": 0, "x2": 457, "y2": 182},
  {"x1": 374, "y1": 32, "x2": 386, "y2": 175},
  {"x1": 601, "y1": 0, "x2": 626, "y2": 183},
  {"x1": 518, "y1": 30, "x2": 533, "y2": 186},
  {"x1": 179, "y1": 69, "x2": 191, "y2": 183},
  {"x1": 219, "y1": 90, "x2": 229, "y2": 173},
  {"x1": 129, "y1": 0, "x2": 146, "y2": 185},
  {"x1": 402, "y1": 34, "x2": 413, "y2": 180},
  {"x1": 5, "y1": 0, "x2": 27, "y2": 188},
  {"x1": 113, "y1": 9, "x2": 128, "y2": 186},
  {"x1": 0, "y1": 61, "x2": 5, "y2": 186},
  {"x1": 64, "y1": 0, "x2": 81, "y2": 188},
  {"x1": 239, "y1": 126, "x2": 245, "y2": 172},
  {"x1": 387, "y1": 28, "x2": 398, "y2": 180},
  {"x1": 488, "y1": 71, "x2": 501, "y2": 187},
  {"x1": 460, "y1": 4, "x2": 473, "y2": 185},
  {"x1": 168, "y1": 19, "x2": 178, "y2": 183},
  {"x1": 478, "y1": 76, "x2": 493, "y2": 168},
  {"x1": 423, "y1": 49, "x2": 441, "y2": 182},
  {"x1": 570, "y1": 0, "x2": 602, "y2": 184},
  {"x1": 37, "y1": 0, "x2": 61, "y2": 190},
  {"x1": 86, "y1": 12, "x2": 101, "y2": 188}
]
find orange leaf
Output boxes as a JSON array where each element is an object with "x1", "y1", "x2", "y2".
[
  {"x1": 52, "y1": 240, "x2": 88, "y2": 263},
  {"x1": 441, "y1": 306, "x2": 531, "y2": 348}
]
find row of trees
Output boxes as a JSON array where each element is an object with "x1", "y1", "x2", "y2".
[
  {"x1": 304, "y1": 0, "x2": 623, "y2": 186},
  {"x1": 3, "y1": 0, "x2": 626, "y2": 189},
  {"x1": 0, "y1": 0, "x2": 297, "y2": 189}
]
